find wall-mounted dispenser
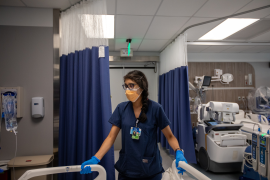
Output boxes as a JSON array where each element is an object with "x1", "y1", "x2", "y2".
[{"x1": 32, "y1": 97, "x2": 44, "y2": 118}]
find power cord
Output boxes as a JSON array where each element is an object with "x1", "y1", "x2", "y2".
[
  {"x1": 243, "y1": 152, "x2": 253, "y2": 169},
  {"x1": 242, "y1": 99, "x2": 246, "y2": 110},
  {"x1": 13, "y1": 129, "x2": 17, "y2": 180},
  {"x1": 212, "y1": 85, "x2": 214, "y2": 100}
]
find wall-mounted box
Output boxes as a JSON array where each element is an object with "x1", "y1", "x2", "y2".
[
  {"x1": 248, "y1": 74, "x2": 252, "y2": 85},
  {"x1": 120, "y1": 48, "x2": 133, "y2": 57},
  {"x1": 0, "y1": 87, "x2": 23, "y2": 118},
  {"x1": 32, "y1": 97, "x2": 44, "y2": 118}
]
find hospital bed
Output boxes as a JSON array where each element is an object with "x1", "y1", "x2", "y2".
[
  {"x1": 162, "y1": 160, "x2": 211, "y2": 180},
  {"x1": 18, "y1": 165, "x2": 106, "y2": 180},
  {"x1": 247, "y1": 86, "x2": 270, "y2": 123},
  {"x1": 233, "y1": 110, "x2": 270, "y2": 141},
  {"x1": 18, "y1": 162, "x2": 211, "y2": 180}
]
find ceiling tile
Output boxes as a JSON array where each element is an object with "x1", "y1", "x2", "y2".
[
  {"x1": 23, "y1": 0, "x2": 70, "y2": 9},
  {"x1": 226, "y1": 20, "x2": 270, "y2": 40},
  {"x1": 266, "y1": 14, "x2": 270, "y2": 18},
  {"x1": 138, "y1": 39, "x2": 169, "y2": 51},
  {"x1": 234, "y1": 0, "x2": 270, "y2": 18},
  {"x1": 249, "y1": 30, "x2": 270, "y2": 42},
  {"x1": 261, "y1": 49, "x2": 270, "y2": 53},
  {"x1": 114, "y1": 38, "x2": 142, "y2": 51},
  {"x1": 115, "y1": 15, "x2": 153, "y2": 39},
  {"x1": 194, "y1": 0, "x2": 251, "y2": 18},
  {"x1": 117, "y1": 0, "x2": 161, "y2": 15},
  {"x1": 0, "y1": 0, "x2": 25, "y2": 6},
  {"x1": 200, "y1": 45, "x2": 231, "y2": 53},
  {"x1": 106, "y1": 0, "x2": 116, "y2": 15},
  {"x1": 178, "y1": 17, "x2": 224, "y2": 41},
  {"x1": 108, "y1": 39, "x2": 115, "y2": 51},
  {"x1": 241, "y1": 45, "x2": 269, "y2": 53},
  {"x1": 187, "y1": 45, "x2": 210, "y2": 53},
  {"x1": 157, "y1": 0, "x2": 207, "y2": 16},
  {"x1": 145, "y1": 16, "x2": 189, "y2": 40},
  {"x1": 70, "y1": 0, "x2": 80, "y2": 4},
  {"x1": 221, "y1": 45, "x2": 253, "y2": 53}
]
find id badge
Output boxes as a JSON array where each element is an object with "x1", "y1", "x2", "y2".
[{"x1": 130, "y1": 127, "x2": 141, "y2": 140}]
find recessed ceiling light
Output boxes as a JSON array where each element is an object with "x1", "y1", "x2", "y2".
[
  {"x1": 80, "y1": 15, "x2": 114, "y2": 39},
  {"x1": 199, "y1": 18, "x2": 259, "y2": 40}
]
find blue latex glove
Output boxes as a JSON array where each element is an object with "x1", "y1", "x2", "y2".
[
  {"x1": 80, "y1": 156, "x2": 100, "y2": 174},
  {"x1": 0, "y1": 168, "x2": 4, "y2": 173},
  {"x1": 175, "y1": 150, "x2": 187, "y2": 175}
]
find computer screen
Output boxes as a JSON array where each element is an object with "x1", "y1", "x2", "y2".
[
  {"x1": 202, "y1": 76, "x2": 211, "y2": 86},
  {"x1": 208, "y1": 121, "x2": 218, "y2": 126}
]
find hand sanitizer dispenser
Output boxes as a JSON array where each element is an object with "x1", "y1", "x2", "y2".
[{"x1": 32, "y1": 97, "x2": 44, "y2": 118}]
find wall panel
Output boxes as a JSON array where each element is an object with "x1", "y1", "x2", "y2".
[
  {"x1": 188, "y1": 62, "x2": 255, "y2": 124},
  {"x1": 188, "y1": 62, "x2": 255, "y2": 88},
  {"x1": 0, "y1": 26, "x2": 53, "y2": 159}
]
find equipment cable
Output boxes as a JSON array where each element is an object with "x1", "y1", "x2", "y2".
[
  {"x1": 243, "y1": 152, "x2": 253, "y2": 169},
  {"x1": 13, "y1": 130, "x2": 17, "y2": 180}
]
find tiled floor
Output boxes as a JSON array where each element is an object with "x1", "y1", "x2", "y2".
[{"x1": 114, "y1": 143, "x2": 243, "y2": 180}]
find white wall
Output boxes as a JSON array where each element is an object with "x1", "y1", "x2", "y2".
[
  {"x1": 0, "y1": 7, "x2": 54, "y2": 160},
  {"x1": 0, "y1": 6, "x2": 53, "y2": 27},
  {"x1": 249, "y1": 62, "x2": 270, "y2": 88}
]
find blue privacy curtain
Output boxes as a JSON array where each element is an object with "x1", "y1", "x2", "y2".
[
  {"x1": 158, "y1": 66, "x2": 196, "y2": 163},
  {"x1": 58, "y1": 46, "x2": 115, "y2": 180}
]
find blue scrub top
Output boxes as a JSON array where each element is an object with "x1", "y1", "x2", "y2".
[{"x1": 109, "y1": 99, "x2": 171, "y2": 178}]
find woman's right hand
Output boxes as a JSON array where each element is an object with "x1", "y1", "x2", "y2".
[{"x1": 80, "y1": 156, "x2": 100, "y2": 174}]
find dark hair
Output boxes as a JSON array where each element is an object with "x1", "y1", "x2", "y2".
[{"x1": 124, "y1": 70, "x2": 149, "y2": 123}]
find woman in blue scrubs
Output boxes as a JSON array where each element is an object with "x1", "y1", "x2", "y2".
[{"x1": 81, "y1": 70, "x2": 187, "y2": 179}]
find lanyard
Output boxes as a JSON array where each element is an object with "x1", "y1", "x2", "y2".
[{"x1": 136, "y1": 119, "x2": 139, "y2": 127}]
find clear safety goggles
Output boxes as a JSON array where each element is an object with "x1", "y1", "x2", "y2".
[{"x1": 122, "y1": 83, "x2": 140, "y2": 91}]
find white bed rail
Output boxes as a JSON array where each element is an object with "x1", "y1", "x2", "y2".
[
  {"x1": 172, "y1": 160, "x2": 211, "y2": 180},
  {"x1": 18, "y1": 162, "x2": 210, "y2": 180},
  {"x1": 18, "y1": 165, "x2": 106, "y2": 180},
  {"x1": 240, "y1": 121, "x2": 263, "y2": 131}
]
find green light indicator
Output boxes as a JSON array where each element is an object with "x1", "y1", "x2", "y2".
[
  {"x1": 128, "y1": 43, "x2": 131, "y2": 56},
  {"x1": 261, "y1": 133, "x2": 267, "y2": 136}
]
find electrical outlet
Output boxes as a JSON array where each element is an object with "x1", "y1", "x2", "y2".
[
  {"x1": 242, "y1": 96, "x2": 245, "y2": 100},
  {"x1": 238, "y1": 96, "x2": 241, "y2": 101}
]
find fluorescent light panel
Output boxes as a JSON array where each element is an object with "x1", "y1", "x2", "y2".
[{"x1": 199, "y1": 18, "x2": 259, "y2": 40}]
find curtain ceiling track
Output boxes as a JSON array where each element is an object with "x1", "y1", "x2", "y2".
[
  {"x1": 61, "y1": 0, "x2": 96, "y2": 12},
  {"x1": 161, "y1": 5, "x2": 270, "y2": 52}
]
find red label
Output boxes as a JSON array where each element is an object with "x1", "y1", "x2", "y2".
[
  {"x1": 215, "y1": 133, "x2": 219, "y2": 135},
  {"x1": 26, "y1": 160, "x2": 32, "y2": 162}
]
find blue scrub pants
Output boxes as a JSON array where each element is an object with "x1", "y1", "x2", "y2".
[{"x1": 118, "y1": 173, "x2": 162, "y2": 180}]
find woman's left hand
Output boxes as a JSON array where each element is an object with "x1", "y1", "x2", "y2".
[
  {"x1": 175, "y1": 150, "x2": 187, "y2": 175},
  {"x1": 80, "y1": 156, "x2": 100, "y2": 174}
]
